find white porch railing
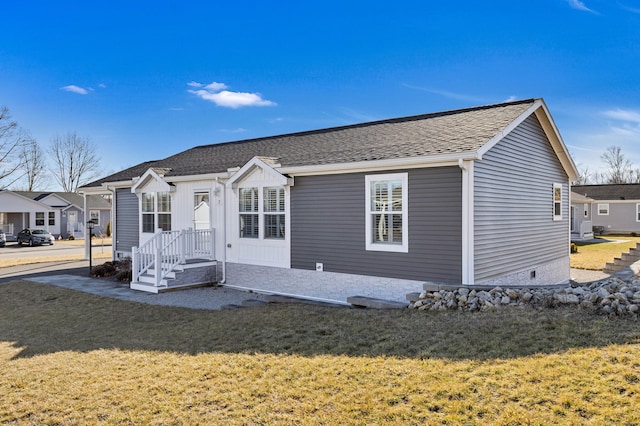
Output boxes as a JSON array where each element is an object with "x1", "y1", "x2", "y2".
[
  {"x1": 131, "y1": 228, "x2": 215, "y2": 287},
  {"x1": 1, "y1": 223, "x2": 14, "y2": 236}
]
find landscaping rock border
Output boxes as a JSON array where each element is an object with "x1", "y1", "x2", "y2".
[{"x1": 409, "y1": 277, "x2": 640, "y2": 316}]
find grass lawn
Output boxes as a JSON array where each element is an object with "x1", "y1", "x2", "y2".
[
  {"x1": 571, "y1": 235, "x2": 640, "y2": 270},
  {"x1": 1, "y1": 281, "x2": 640, "y2": 424}
]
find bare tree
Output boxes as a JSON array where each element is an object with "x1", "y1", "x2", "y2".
[
  {"x1": 18, "y1": 133, "x2": 47, "y2": 191},
  {"x1": 601, "y1": 146, "x2": 633, "y2": 184},
  {"x1": 49, "y1": 132, "x2": 100, "y2": 192},
  {"x1": 0, "y1": 106, "x2": 27, "y2": 189},
  {"x1": 573, "y1": 164, "x2": 592, "y2": 185}
]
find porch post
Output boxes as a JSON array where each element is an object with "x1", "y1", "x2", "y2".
[
  {"x1": 210, "y1": 228, "x2": 215, "y2": 260},
  {"x1": 155, "y1": 240, "x2": 162, "y2": 287},
  {"x1": 132, "y1": 247, "x2": 139, "y2": 283}
]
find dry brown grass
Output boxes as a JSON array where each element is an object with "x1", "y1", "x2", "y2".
[
  {"x1": 1, "y1": 280, "x2": 640, "y2": 424},
  {"x1": 571, "y1": 235, "x2": 640, "y2": 270},
  {"x1": 0, "y1": 252, "x2": 111, "y2": 269}
]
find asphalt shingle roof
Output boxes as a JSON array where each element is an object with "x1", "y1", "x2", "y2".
[
  {"x1": 12, "y1": 191, "x2": 111, "y2": 209},
  {"x1": 83, "y1": 99, "x2": 537, "y2": 188},
  {"x1": 572, "y1": 184, "x2": 640, "y2": 201}
]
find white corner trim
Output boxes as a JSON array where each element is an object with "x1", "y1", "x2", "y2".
[{"x1": 460, "y1": 160, "x2": 474, "y2": 285}]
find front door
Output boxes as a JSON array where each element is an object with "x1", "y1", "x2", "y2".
[
  {"x1": 67, "y1": 211, "x2": 77, "y2": 235},
  {"x1": 193, "y1": 192, "x2": 210, "y2": 230}
]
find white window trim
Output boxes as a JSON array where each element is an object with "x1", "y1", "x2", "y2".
[
  {"x1": 141, "y1": 191, "x2": 172, "y2": 233},
  {"x1": 553, "y1": 183, "x2": 563, "y2": 221},
  {"x1": 238, "y1": 185, "x2": 287, "y2": 240},
  {"x1": 365, "y1": 173, "x2": 409, "y2": 253},
  {"x1": 636, "y1": 204, "x2": 640, "y2": 222},
  {"x1": 597, "y1": 203, "x2": 609, "y2": 216}
]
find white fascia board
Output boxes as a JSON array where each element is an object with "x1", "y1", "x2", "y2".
[
  {"x1": 592, "y1": 199, "x2": 640, "y2": 204},
  {"x1": 477, "y1": 99, "x2": 578, "y2": 181},
  {"x1": 278, "y1": 152, "x2": 479, "y2": 177},
  {"x1": 476, "y1": 100, "x2": 543, "y2": 159},
  {"x1": 534, "y1": 100, "x2": 579, "y2": 181},
  {"x1": 227, "y1": 156, "x2": 290, "y2": 187},
  {"x1": 131, "y1": 168, "x2": 175, "y2": 194}
]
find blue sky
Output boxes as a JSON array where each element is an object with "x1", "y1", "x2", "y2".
[{"x1": 1, "y1": 0, "x2": 640, "y2": 186}]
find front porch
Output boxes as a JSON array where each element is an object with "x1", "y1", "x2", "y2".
[
  {"x1": 571, "y1": 220, "x2": 594, "y2": 242},
  {"x1": 130, "y1": 228, "x2": 217, "y2": 293}
]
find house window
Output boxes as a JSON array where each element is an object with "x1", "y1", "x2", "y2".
[
  {"x1": 89, "y1": 210, "x2": 100, "y2": 226},
  {"x1": 239, "y1": 186, "x2": 286, "y2": 239},
  {"x1": 598, "y1": 204, "x2": 609, "y2": 216},
  {"x1": 636, "y1": 204, "x2": 640, "y2": 222},
  {"x1": 35, "y1": 212, "x2": 45, "y2": 226},
  {"x1": 264, "y1": 186, "x2": 285, "y2": 239},
  {"x1": 141, "y1": 192, "x2": 171, "y2": 233},
  {"x1": 48, "y1": 212, "x2": 55, "y2": 226},
  {"x1": 553, "y1": 183, "x2": 563, "y2": 221},
  {"x1": 584, "y1": 203, "x2": 589, "y2": 218},
  {"x1": 365, "y1": 173, "x2": 408, "y2": 253},
  {"x1": 239, "y1": 187, "x2": 259, "y2": 238}
]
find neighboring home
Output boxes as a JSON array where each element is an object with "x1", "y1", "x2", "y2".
[
  {"x1": 0, "y1": 190, "x2": 111, "y2": 240},
  {"x1": 570, "y1": 191, "x2": 595, "y2": 241},
  {"x1": 572, "y1": 184, "x2": 640, "y2": 235},
  {"x1": 81, "y1": 98, "x2": 578, "y2": 296}
]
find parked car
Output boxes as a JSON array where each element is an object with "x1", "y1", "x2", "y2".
[
  {"x1": 0, "y1": 229, "x2": 5, "y2": 247},
  {"x1": 16, "y1": 228, "x2": 55, "y2": 246}
]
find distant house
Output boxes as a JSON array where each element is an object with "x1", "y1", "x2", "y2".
[
  {"x1": 570, "y1": 191, "x2": 595, "y2": 240},
  {"x1": 0, "y1": 191, "x2": 111, "y2": 240},
  {"x1": 572, "y1": 184, "x2": 640, "y2": 235},
  {"x1": 80, "y1": 98, "x2": 578, "y2": 295}
]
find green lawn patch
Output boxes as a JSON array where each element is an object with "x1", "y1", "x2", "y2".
[
  {"x1": 1, "y1": 280, "x2": 640, "y2": 424},
  {"x1": 571, "y1": 235, "x2": 640, "y2": 270}
]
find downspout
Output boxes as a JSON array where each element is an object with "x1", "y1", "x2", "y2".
[
  {"x1": 216, "y1": 177, "x2": 227, "y2": 284},
  {"x1": 458, "y1": 159, "x2": 474, "y2": 285}
]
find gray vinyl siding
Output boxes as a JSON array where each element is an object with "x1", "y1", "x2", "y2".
[
  {"x1": 592, "y1": 202, "x2": 640, "y2": 233},
  {"x1": 115, "y1": 188, "x2": 139, "y2": 253},
  {"x1": 474, "y1": 115, "x2": 569, "y2": 282},
  {"x1": 291, "y1": 167, "x2": 462, "y2": 282}
]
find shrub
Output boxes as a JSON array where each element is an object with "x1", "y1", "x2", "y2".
[
  {"x1": 106, "y1": 221, "x2": 111, "y2": 237},
  {"x1": 570, "y1": 243, "x2": 579, "y2": 254},
  {"x1": 68, "y1": 235, "x2": 75, "y2": 240}
]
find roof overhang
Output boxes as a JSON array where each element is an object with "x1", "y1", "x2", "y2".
[
  {"x1": 131, "y1": 168, "x2": 176, "y2": 194},
  {"x1": 279, "y1": 152, "x2": 480, "y2": 177},
  {"x1": 227, "y1": 156, "x2": 294, "y2": 188}
]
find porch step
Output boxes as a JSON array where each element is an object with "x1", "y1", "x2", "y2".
[
  {"x1": 130, "y1": 260, "x2": 218, "y2": 293},
  {"x1": 603, "y1": 242, "x2": 640, "y2": 274},
  {"x1": 346, "y1": 295, "x2": 408, "y2": 309}
]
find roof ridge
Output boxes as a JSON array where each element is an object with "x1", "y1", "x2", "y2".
[{"x1": 188, "y1": 98, "x2": 538, "y2": 151}]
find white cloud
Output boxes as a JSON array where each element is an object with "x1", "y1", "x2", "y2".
[
  {"x1": 602, "y1": 108, "x2": 640, "y2": 125},
  {"x1": 61, "y1": 85, "x2": 89, "y2": 95},
  {"x1": 188, "y1": 81, "x2": 276, "y2": 109},
  {"x1": 504, "y1": 95, "x2": 518, "y2": 102},
  {"x1": 402, "y1": 83, "x2": 485, "y2": 103},
  {"x1": 566, "y1": 0, "x2": 597, "y2": 13},
  {"x1": 220, "y1": 128, "x2": 248, "y2": 133},
  {"x1": 204, "y1": 82, "x2": 227, "y2": 91},
  {"x1": 98, "y1": 83, "x2": 107, "y2": 89}
]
